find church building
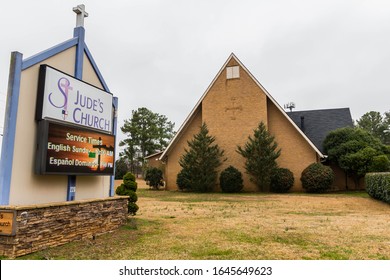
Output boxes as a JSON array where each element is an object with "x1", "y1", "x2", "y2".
[{"x1": 159, "y1": 53, "x2": 353, "y2": 191}]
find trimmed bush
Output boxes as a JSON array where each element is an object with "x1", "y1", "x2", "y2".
[
  {"x1": 116, "y1": 172, "x2": 139, "y2": 215},
  {"x1": 369, "y1": 155, "x2": 390, "y2": 173},
  {"x1": 127, "y1": 203, "x2": 139, "y2": 215},
  {"x1": 365, "y1": 172, "x2": 390, "y2": 204},
  {"x1": 145, "y1": 167, "x2": 164, "y2": 190},
  {"x1": 176, "y1": 169, "x2": 188, "y2": 191},
  {"x1": 176, "y1": 169, "x2": 185, "y2": 190},
  {"x1": 117, "y1": 181, "x2": 137, "y2": 192},
  {"x1": 123, "y1": 172, "x2": 136, "y2": 186},
  {"x1": 219, "y1": 166, "x2": 244, "y2": 193},
  {"x1": 301, "y1": 163, "x2": 334, "y2": 193},
  {"x1": 127, "y1": 190, "x2": 138, "y2": 203},
  {"x1": 270, "y1": 168, "x2": 294, "y2": 193}
]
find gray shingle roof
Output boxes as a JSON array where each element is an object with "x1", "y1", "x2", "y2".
[{"x1": 286, "y1": 108, "x2": 354, "y2": 153}]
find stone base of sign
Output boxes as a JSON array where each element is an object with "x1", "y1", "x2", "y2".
[{"x1": 0, "y1": 196, "x2": 128, "y2": 258}]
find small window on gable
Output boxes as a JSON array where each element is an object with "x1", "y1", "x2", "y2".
[{"x1": 226, "y1": 66, "x2": 240, "y2": 79}]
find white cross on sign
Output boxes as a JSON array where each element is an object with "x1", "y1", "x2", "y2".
[{"x1": 73, "y1": 4, "x2": 88, "y2": 27}]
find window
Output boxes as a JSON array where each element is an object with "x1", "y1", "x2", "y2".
[{"x1": 226, "y1": 66, "x2": 239, "y2": 79}]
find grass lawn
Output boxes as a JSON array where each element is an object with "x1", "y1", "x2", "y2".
[{"x1": 15, "y1": 181, "x2": 390, "y2": 260}]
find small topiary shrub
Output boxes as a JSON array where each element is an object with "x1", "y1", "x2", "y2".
[
  {"x1": 145, "y1": 167, "x2": 164, "y2": 190},
  {"x1": 127, "y1": 203, "x2": 140, "y2": 215},
  {"x1": 127, "y1": 190, "x2": 138, "y2": 203},
  {"x1": 123, "y1": 172, "x2": 136, "y2": 188},
  {"x1": 116, "y1": 172, "x2": 139, "y2": 215},
  {"x1": 270, "y1": 168, "x2": 294, "y2": 193},
  {"x1": 365, "y1": 172, "x2": 390, "y2": 204},
  {"x1": 300, "y1": 163, "x2": 334, "y2": 193},
  {"x1": 219, "y1": 166, "x2": 244, "y2": 193}
]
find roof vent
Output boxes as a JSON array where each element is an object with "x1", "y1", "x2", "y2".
[{"x1": 226, "y1": 66, "x2": 239, "y2": 79}]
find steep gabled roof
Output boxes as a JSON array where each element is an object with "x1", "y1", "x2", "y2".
[
  {"x1": 145, "y1": 151, "x2": 163, "y2": 160},
  {"x1": 287, "y1": 108, "x2": 354, "y2": 153},
  {"x1": 160, "y1": 53, "x2": 324, "y2": 160}
]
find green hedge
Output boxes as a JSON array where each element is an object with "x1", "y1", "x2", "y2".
[
  {"x1": 365, "y1": 172, "x2": 390, "y2": 204},
  {"x1": 145, "y1": 167, "x2": 164, "y2": 190},
  {"x1": 219, "y1": 166, "x2": 244, "y2": 193},
  {"x1": 270, "y1": 168, "x2": 294, "y2": 193},
  {"x1": 300, "y1": 163, "x2": 334, "y2": 193}
]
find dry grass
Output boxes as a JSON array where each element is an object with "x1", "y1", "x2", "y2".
[{"x1": 16, "y1": 180, "x2": 390, "y2": 260}]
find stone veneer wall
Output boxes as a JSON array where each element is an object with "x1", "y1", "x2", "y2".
[{"x1": 0, "y1": 196, "x2": 128, "y2": 258}]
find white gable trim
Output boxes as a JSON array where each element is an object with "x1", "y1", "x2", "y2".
[
  {"x1": 160, "y1": 53, "x2": 324, "y2": 160},
  {"x1": 145, "y1": 151, "x2": 163, "y2": 160},
  {"x1": 233, "y1": 54, "x2": 324, "y2": 157}
]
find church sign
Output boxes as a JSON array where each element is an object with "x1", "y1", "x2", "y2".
[
  {"x1": 0, "y1": 210, "x2": 16, "y2": 236},
  {"x1": 0, "y1": 4, "x2": 129, "y2": 259},
  {"x1": 35, "y1": 120, "x2": 115, "y2": 175},
  {"x1": 36, "y1": 65, "x2": 113, "y2": 133}
]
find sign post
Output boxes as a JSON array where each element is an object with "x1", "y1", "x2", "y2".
[{"x1": 0, "y1": 5, "x2": 125, "y2": 258}]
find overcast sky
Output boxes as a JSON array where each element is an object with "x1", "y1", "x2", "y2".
[{"x1": 1, "y1": 0, "x2": 390, "y2": 153}]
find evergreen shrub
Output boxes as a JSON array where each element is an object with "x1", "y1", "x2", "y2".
[
  {"x1": 123, "y1": 172, "x2": 136, "y2": 188},
  {"x1": 114, "y1": 158, "x2": 129, "y2": 179},
  {"x1": 127, "y1": 203, "x2": 140, "y2": 215},
  {"x1": 177, "y1": 123, "x2": 225, "y2": 192},
  {"x1": 116, "y1": 172, "x2": 139, "y2": 215},
  {"x1": 369, "y1": 155, "x2": 390, "y2": 173},
  {"x1": 176, "y1": 169, "x2": 188, "y2": 191},
  {"x1": 270, "y1": 168, "x2": 294, "y2": 193},
  {"x1": 145, "y1": 167, "x2": 164, "y2": 189},
  {"x1": 127, "y1": 190, "x2": 138, "y2": 203},
  {"x1": 237, "y1": 121, "x2": 280, "y2": 191},
  {"x1": 300, "y1": 163, "x2": 334, "y2": 193},
  {"x1": 219, "y1": 166, "x2": 244, "y2": 193},
  {"x1": 365, "y1": 172, "x2": 390, "y2": 204}
]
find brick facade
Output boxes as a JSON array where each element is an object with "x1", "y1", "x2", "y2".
[
  {"x1": 161, "y1": 54, "x2": 323, "y2": 191},
  {"x1": 145, "y1": 152, "x2": 164, "y2": 170},
  {"x1": 267, "y1": 100, "x2": 319, "y2": 191},
  {"x1": 165, "y1": 108, "x2": 202, "y2": 190}
]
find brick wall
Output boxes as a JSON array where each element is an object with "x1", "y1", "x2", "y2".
[
  {"x1": 164, "y1": 56, "x2": 320, "y2": 191},
  {"x1": 202, "y1": 58, "x2": 268, "y2": 191},
  {"x1": 267, "y1": 100, "x2": 319, "y2": 191},
  {"x1": 0, "y1": 196, "x2": 128, "y2": 258},
  {"x1": 165, "y1": 107, "x2": 202, "y2": 190},
  {"x1": 145, "y1": 154, "x2": 164, "y2": 170}
]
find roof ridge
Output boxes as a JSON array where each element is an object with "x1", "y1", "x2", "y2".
[
  {"x1": 160, "y1": 53, "x2": 324, "y2": 160},
  {"x1": 287, "y1": 108, "x2": 351, "y2": 114}
]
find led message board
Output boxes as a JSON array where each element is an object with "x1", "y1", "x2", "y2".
[
  {"x1": 36, "y1": 120, "x2": 115, "y2": 175},
  {"x1": 36, "y1": 65, "x2": 113, "y2": 133}
]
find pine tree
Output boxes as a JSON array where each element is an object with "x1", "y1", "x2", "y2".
[
  {"x1": 178, "y1": 123, "x2": 225, "y2": 192},
  {"x1": 119, "y1": 107, "x2": 175, "y2": 175},
  {"x1": 237, "y1": 121, "x2": 281, "y2": 191},
  {"x1": 356, "y1": 111, "x2": 390, "y2": 145}
]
